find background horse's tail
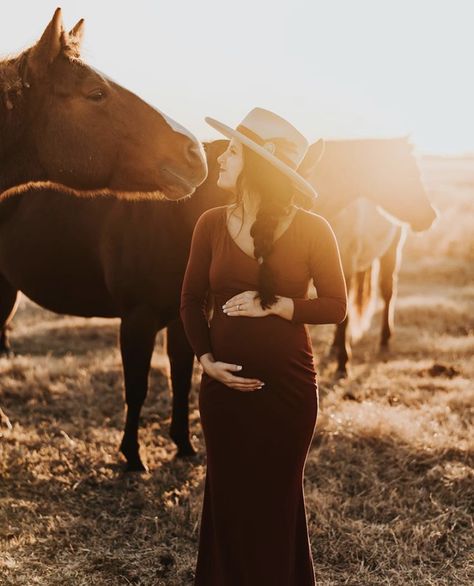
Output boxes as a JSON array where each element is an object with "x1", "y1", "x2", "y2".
[{"x1": 349, "y1": 261, "x2": 379, "y2": 340}]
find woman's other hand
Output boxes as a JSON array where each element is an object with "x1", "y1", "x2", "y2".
[{"x1": 199, "y1": 353, "x2": 264, "y2": 392}]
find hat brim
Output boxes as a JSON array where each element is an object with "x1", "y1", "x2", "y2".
[{"x1": 205, "y1": 117, "x2": 318, "y2": 200}]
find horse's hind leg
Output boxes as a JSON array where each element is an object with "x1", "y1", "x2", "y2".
[
  {"x1": 332, "y1": 316, "x2": 351, "y2": 378},
  {"x1": 379, "y1": 226, "x2": 405, "y2": 349},
  {"x1": 166, "y1": 318, "x2": 196, "y2": 458},
  {"x1": 119, "y1": 306, "x2": 158, "y2": 472},
  {"x1": 0, "y1": 275, "x2": 20, "y2": 356},
  {"x1": 330, "y1": 270, "x2": 352, "y2": 377}
]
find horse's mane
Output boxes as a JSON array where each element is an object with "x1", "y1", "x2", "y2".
[
  {"x1": 0, "y1": 33, "x2": 82, "y2": 100},
  {"x1": 0, "y1": 181, "x2": 170, "y2": 204},
  {"x1": 0, "y1": 53, "x2": 27, "y2": 96}
]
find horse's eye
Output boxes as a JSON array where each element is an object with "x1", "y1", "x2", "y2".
[{"x1": 87, "y1": 89, "x2": 106, "y2": 101}]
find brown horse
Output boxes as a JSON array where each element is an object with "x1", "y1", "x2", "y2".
[
  {"x1": 0, "y1": 8, "x2": 207, "y2": 196},
  {"x1": 0, "y1": 140, "x2": 229, "y2": 472},
  {"x1": 297, "y1": 138, "x2": 437, "y2": 376}
]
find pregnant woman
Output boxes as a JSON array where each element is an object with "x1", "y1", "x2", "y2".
[{"x1": 180, "y1": 108, "x2": 347, "y2": 585}]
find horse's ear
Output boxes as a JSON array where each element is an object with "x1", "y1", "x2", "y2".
[
  {"x1": 27, "y1": 7, "x2": 64, "y2": 79},
  {"x1": 298, "y1": 139, "x2": 325, "y2": 180},
  {"x1": 67, "y1": 18, "x2": 85, "y2": 54}
]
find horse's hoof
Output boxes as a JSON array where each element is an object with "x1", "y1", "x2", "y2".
[
  {"x1": 0, "y1": 348, "x2": 14, "y2": 358},
  {"x1": 343, "y1": 391, "x2": 359, "y2": 401},
  {"x1": 124, "y1": 460, "x2": 149, "y2": 473},
  {"x1": 119, "y1": 442, "x2": 148, "y2": 473},
  {"x1": 335, "y1": 368, "x2": 348, "y2": 380}
]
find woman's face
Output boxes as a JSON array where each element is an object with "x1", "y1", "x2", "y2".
[{"x1": 217, "y1": 138, "x2": 244, "y2": 192}]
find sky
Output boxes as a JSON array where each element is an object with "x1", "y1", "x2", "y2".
[{"x1": 1, "y1": 0, "x2": 472, "y2": 155}]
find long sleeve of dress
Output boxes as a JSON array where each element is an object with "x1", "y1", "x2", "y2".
[
  {"x1": 291, "y1": 214, "x2": 347, "y2": 325},
  {"x1": 180, "y1": 210, "x2": 214, "y2": 360}
]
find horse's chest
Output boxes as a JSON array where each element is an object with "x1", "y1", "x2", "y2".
[{"x1": 333, "y1": 198, "x2": 397, "y2": 271}]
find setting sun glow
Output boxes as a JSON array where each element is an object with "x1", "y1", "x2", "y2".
[{"x1": 1, "y1": 0, "x2": 472, "y2": 155}]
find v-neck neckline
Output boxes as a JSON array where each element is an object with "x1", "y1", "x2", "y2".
[{"x1": 223, "y1": 205, "x2": 300, "y2": 262}]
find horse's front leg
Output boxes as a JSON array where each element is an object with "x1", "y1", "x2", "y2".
[
  {"x1": 119, "y1": 306, "x2": 158, "y2": 472},
  {"x1": 379, "y1": 227, "x2": 405, "y2": 349},
  {"x1": 166, "y1": 317, "x2": 197, "y2": 458}
]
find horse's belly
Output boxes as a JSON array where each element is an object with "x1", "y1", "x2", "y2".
[{"x1": 20, "y1": 285, "x2": 117, "y2": 318}]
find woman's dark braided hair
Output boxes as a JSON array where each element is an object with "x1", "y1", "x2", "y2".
[{"x1": 232, "y1": 144, "x2": 295, "y2": 310}]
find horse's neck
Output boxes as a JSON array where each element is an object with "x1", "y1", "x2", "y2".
[
  {"x1": 0, "y1": 104, "x2": 45, "y2": 193},
  {"x1": 180, "y1": 183, "x2": 229, "y2": 229},
  {"x1": 0, "y1": 146, "x2": 45, "y2": 193},
  {"x1": 326, "y1": 139, "x2": 412, "y2": 204}
]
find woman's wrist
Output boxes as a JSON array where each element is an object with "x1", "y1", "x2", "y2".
[
  {"x1": 272, "y1": 296, "x2": 295, "y2": 321},
  {"x1": 198, "y1": 352, "x2": 215, "y2": 368}
]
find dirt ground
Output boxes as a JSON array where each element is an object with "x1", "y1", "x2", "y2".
[{"x1": 0, "y1": 156, "x2": 473, "y2": 585}]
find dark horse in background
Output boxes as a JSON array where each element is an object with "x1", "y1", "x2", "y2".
[
  {"x1": 0, "y1": 8, "x2": 207, "y2": 199},
  {"x1": 298, "y1": 138, "x2": 437, "y2": 377},
  {"x1": 0, "y1": 141, "x2": 230, "y2": 472}
]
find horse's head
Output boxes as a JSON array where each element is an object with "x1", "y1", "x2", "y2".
[
  {"x1": 368, "y1": 137, "x2": 438, "y2": 232},
  {"x1": 299, "y1": 137, "x2": 437, "y2": 232},
  {"x1": 0, "y1": 8, "x2": 207, "y2": 198}
]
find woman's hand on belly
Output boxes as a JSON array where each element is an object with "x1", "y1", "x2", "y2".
[
  {"x1": 222, "y1": 290, "x2": 272, "y2": 317},
  {"x1": 199, "y1": 353, "x2": 265, "y2": 392},
  {"x1": 222, "y1": 290, "x2": 296, "y2": 321}
]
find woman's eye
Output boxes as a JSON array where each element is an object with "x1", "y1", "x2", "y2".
[{"x1": 87, "y1": 89, "x2": 106, "y2": 101}]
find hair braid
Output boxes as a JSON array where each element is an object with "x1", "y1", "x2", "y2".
[{"x1": 237, "y1": 146, "x2": 295, "y2": 309}]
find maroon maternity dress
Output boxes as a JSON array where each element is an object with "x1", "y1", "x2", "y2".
[{"x1": 180, "y1": 205, "x2": 347, "y2": 586}]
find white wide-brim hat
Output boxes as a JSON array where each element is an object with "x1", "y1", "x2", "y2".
[{"x1": 205, "y1": 107, "x2": 320, "y2": 200}]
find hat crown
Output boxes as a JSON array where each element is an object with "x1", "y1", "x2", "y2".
[{"x1": 236, "y1": 108, "x2": 308, "y2": 169}]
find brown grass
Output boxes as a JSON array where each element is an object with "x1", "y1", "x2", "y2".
[{"x1": 1, "y1": 156, "x2": 473, "y2": 585}]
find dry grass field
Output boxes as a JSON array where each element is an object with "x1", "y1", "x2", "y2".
[{"x1": 0, "y1": 156, "x2": 473, "y2": 585}]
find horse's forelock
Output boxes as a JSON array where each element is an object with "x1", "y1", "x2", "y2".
[{"x1": 60, "y1": 33, "x2": 82, "y2": 61}]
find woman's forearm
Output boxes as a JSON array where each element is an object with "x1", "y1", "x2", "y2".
[{"x1": 271, "y1": 295, "x2": 347, "y2": 324}]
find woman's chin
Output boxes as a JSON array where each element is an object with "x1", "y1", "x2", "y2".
[{"x1": 217, "y1": 178, "x2": 233, "y2": 192}]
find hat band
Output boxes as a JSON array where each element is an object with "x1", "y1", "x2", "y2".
[{"x1": 236, "y1": 125, "x2": 298, "y2": 169}]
